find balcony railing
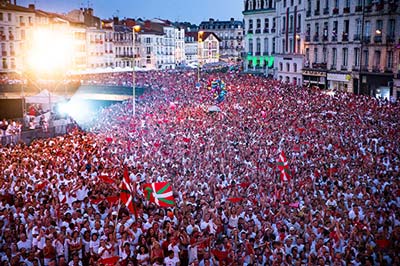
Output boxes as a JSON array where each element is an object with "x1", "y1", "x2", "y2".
[
  {"x1": 311, "y1": 62, "x2": 327, "y2": 70},
  {"x1": 343, "y1": 7, "x2": 350, "y2": 13},
  {"x1": 386, "y1": 36, "x2": 395, "y2": 43},
  {"x1": 389, "y1": 3, "x2": 398, "y2": 12},
  {"x1": 375, "y1": 3, "x2": 384, "y2": 11},
  {"x1": 2, "y1": 51, "x2": 6, "y2": 56},
  {"x1": 247, "y1": 30, "x2": 253, "y2": 34},
  {"x1": 271, "y1": 28, "x2": 276, "y2": 33},
  {"x1": 313, "y1": 35, "x2": 319, "y2": 42},
  {"x1": 314, "y1": 10, "x2": 320, "y2": 16},
  {"x1": 10, "y1": 51, "x2": 15, "y2": 56},
  {"x1": 263, "y1": 29, "x2": 269, "y2": 33},
  {"x1": 333, "y1": 7, "x2": 339, "y2": 14},
  {"x1": 331, "y1": 64, "x2": 337, "y2": 70},
  {"x1": 323, "y1": 7, "x2": 330, "y2": 14},
  {"x1": 9, "y1": 35, "x2": 14, "y2": 40},
  {"x1": 372, "y1": 65, "x2": 381, "y2": 72},
  {"x1": 332, "y1": 36, "x2": 338, "y2": 42},
  {"x1": 364, "y1": 5, "x2": 372, "y2": 12},
  {"x1": 342, "y1": 33, "x2": 349, "y2": 42},
  {"x1": 341, "y1": 65, "x2": 348, "y2": 71},
  {"x1": 323, "y1": 35, "x2": 328, "y2": 42},
  {"x1": 305, "y1": 35, "x2": 311, "y2": 42},
  {"x1": 255, "y1": 29, "x2": 261, "y2": 34},
  {"x1": 353, "y1": 34, "x2": 361, "y2": 41},
  {"x1": 306, "y1": 10, "x2": 311, "y2": 17},
  {"x1": 363, "y1": 36, "x2": 371, "y2": 43},
  {"x1": 374, "y1": 35, "x2": 382, "y2": 43},
  {"x1": 20, "y1": 22, "x2": 25, "y2": 26},
  {"x1": 352, "y1": 65, "x2": 360, "y2": 71},
  {"x1": 355, "y1": 5, "x2": 362, "y2": 12},
  {"x1": 1, "y1": 35, "x2": 5, "y2": 41}
]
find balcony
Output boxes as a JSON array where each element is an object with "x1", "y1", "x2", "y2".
[
  {"x1": 342, "y1": 33, "x2": 349, "y2": 42},
  {"x1": 311, "y1": 62, "x2": 327, "y2": 70},
  {"x1": 271, "y1": 28, "x2": 276, "y2": 33},
  {"x1": 352, "y1": 65, "x2": 360, "y2": 71},
  {"x1": 343, "y1": 7, "x2": 350, "y2": 13},
  {"x1": 305, "y1": 35, "x2": 311, "y2": 42},
  {"x1": 323, "y1": 7, "x2": 330, "y2": 14},
  {"x1": 331, "y1": 64, "x2": 337, "y2": 70},
  {"x1": 263, "y1": 29, "x2": 269, "y2": 33},
  {"x1": 384, "y1": 67, "x2": 393, "y2": 73},
  {"x1": 374, "y1": 35, "x2": 382, "y2": 43},
  {"x1": 323, "y1": 35, "x2": 328, "y2": 42},
  {"x1": 263, "y1": 52, "x2": 269, "y2": 55},
  {"x1": 20, "y1": 22, "x2": 25, "y2": 26},
  {"x1": 353, "y1": 34, "x2": 361, "y2": 41},
  {"x1": 332, "y1": 36, "x2": 338, "y2": 42},
  {"x1": 355, "y1": 5, "x2": 363, "y2": 12},
  {"x1": 364, "y1": 5, "x2": 372, "y2": 12},
  {"x1": 372, "y1": 65, "x2": 381, "y2": 72},
  {"x1": 386, "y1": 36, "x2": 395, "y2": 43},
  {"x1": 10, "y1": 51, "x2": 15, "y2": 56},
  {"x1": 1, "y1": 35, "x2": 5, "y2": 41},
  {"x1": 255, "y1": 52, "x2": 261, "y2": 56},
  {"x1": 332, "y1": 7, "x2": 339, "y2": 14},
  {"x1": 2, "y1": 51, "x2": 6, "y2": 56},
  {"x1": 306, "y1": 10, "x2": 311, "y2": 17},
  {"x1": 2, "y1": 63, "x2": 8, "y2": 69},
  {"x1": 296, "y1": 27, "x2": 301, "y2": 33},
  {"x1": 282, "y1": 28, "x2": 286, "y2": 34},
  {"x1": 255, "y1": 29, "x2": 261, "y2": 34},
  {"x1": 313, "y1": 35, "x2": 319, "y2": 42},
  {"x1": 247, "y1": 30, "x2": 253, "y2": 34},
  {"x1": 363, "y1": 36, "x2": 371, "y2": 44},
  {"x1": 288, "y1": 28, "x2": 294, "y2": 33},
  {"x1": 341, "y1": 65, "x2": 348, "y2": 71},
  {"x1": 9, "y1": 35, "x2": 14, "y2": 40},
  {"x1": 361, "y1": 66, "x2": 369, "y2": 72},
  {"x1": 314, "y1": 10, "x2": 320, "y2": 16}
]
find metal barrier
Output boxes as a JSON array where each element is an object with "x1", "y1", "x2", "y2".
[{"x1": 0, "y1": 123, "x2": 76, "y2": 146}]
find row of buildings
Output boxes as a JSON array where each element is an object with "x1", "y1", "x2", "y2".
[
  {"x1": 0, "y1": 0, "x2": 234, "y2": 76},
  {"x1": 242, "y1": 0, "x2": 400, "y2": 98}
]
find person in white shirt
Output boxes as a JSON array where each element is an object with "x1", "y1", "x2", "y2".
[{"x1": 164, "y1": 250, "x2": 180, "y2": 266}]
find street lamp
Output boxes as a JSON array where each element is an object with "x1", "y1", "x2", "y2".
[
  {"x1": 197, "y1": 31, "x2": 204, "y2": 83},
  {"x1": 132, "y1": 24, "x2": 141, "y2": 116}
]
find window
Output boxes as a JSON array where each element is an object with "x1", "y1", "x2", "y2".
[
  {"x1": 374, "y1": 50, "x2": 381, "y2": 67},
  {"x1": 280, "y1": 62, "x2": 283, "y2": 71},
  {"x1": 289, "y1": 39, "x2": 293, "y2": 53},
  {"x1": 7, "y1": 13, "x2": 11, "y2": 22},
  {"x1": 376, "y1": 20, "x2": 383, "y2": 33},
  {"x1": 388, "y1": 19, "x2": 395, "y2": 37},
  {"x1": 0, "y1": 13, "x2": 3, "y2": 21},
  {"x1": 364, "y1": 21, "x2": 371, "y2": 37},
  {"x1": 264, "y1": 18, "x2": 269, "y2": 30},
  {"x1": 332, "y1": 48, "x2": 337, "y2": 66},
  {"x1": 256, "y1": 19, "x2": 261, "y2": 29},
  {"x1": 249, "y1": 38, "x2": 253, "y2": 53},
  {"x1": 356, "y1": 18, "x2": 362, "y2": 35},
  {"x1": 313, "y1": 48, "x2": 318, "y2": 63},
  {"x1": 342, "y1": 48, "x2": 348, "y2": 66},
  {"x1": 344, "y1": 20, "x2": 349, "y2": 34},
  {"x1": 249, "y1": 19, "x2": 253, "y2": 29},
  {"x1": 297, "y1": 14, "x2": 301, "y2": 31},
  {"x1": 387, "y1": 51, "x2": 393, "y2": 68},
  {"x1": 334, "y1": 0, "x2": 338, "y2": 8},
  {"x1": 286, "y1": 63, "x2": 290, "y2": 72},
  {"x1": 282, "y1": 39, "x2": 286, "y2": 53},
  {"x1": 264, "y1": 38, "x2": 268, "y2": 54},
  {"x1": 354, "y1": 48, "x2": 360, "y2": 66},
  {"x1": 294, "y1": 63, "x2": 297, "y2": 72},
  {"x1": 282, "y1": 17, "x2": 286, "y2": 31},
  {"x1": 323, "y1": 47, "x2": 327, "y2": 63},
  {"x1": 363, "y1": 50, "x2": 369, "y2": 67},
  {"x1": 256, "y1": 38, "x2": 261, "y2": 53},
  {"x1": 272, "y1": 37, "x2": 276, "y2": 53},
  {"x1": 344, "y1": 0, "x2": 350, "y2": 8},
  {"x1": 305, "y1": 48, "x2": 310, "y2": 61},
  {"x1": 289, "y1": 15, "x2": 294, "y2": 32}
]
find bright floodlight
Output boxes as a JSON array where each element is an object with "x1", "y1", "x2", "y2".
[{"x1": 27, "y1": 27, "x2": 73, "y2": 74}]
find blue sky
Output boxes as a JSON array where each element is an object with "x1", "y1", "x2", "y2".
[{"x1": 17, "y1": 0, "x2": 243, "y2": 24}]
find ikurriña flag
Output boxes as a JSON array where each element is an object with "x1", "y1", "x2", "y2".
[
  {"x1": 276, "y1": 151, "x2": 292, "y2": 182},
  {"x1": 143, "y1": 182, "x2": 175, "y2": 207},
  {"x1": 120, "y1": 168, "x2": 136, "y2": 215}
]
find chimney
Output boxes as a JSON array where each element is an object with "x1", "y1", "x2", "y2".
[
  {"x1": 209, "y1": 18, "x2": 214, "y2": 23},
  {"x1": 113, "y1": 16, "x2": 119, "y2": 25},
  {"x1": 28, "y1": 4, "x2": 35, "y2": 9},
  {"x1": 230, "y1": 17, "x2": 235, "y2": 22}
]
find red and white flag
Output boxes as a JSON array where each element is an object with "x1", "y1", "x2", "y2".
[
  {"x1": 143, "y1": 182, "x2": 175, "y2": 207},
  {"x1": 120, "y1": 168, "x2": 137, "y2": 216},
  {"x1": 276, "y1": 151, "x2": 292, "y2": 182}
]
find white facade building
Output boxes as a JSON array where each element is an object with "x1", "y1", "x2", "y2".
[
  {"x1": 274, "y1": 0, "x2": 305, "y2": 85},
  {"x1": 243, "y1": 0, "x2": 277, "y2": 75}
]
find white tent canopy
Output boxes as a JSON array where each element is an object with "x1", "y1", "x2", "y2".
[{"x1": 25, "y1": 89, "x2": 65, "y2": 104}]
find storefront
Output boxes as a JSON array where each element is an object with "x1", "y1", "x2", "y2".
[
  {"x1": 327, "y1": 73, "x2": 352, "y2": 92},
  {"x1": 302, "y1": 70, "x2": 327, "y2": 89}
]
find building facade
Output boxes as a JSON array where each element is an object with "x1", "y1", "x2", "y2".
[
  {"x1": 274, "y1": 0, "x2": 306, "y2": 85},
  {"x1": 303, "y1": 0, "x2": 399, "y2": 96},
  {"x1": 199, "y1": 18, "x2": 243, "y2": 62},
  {"x1": 243, "y1": 0, "x2": 277, "y2": 75},
  {"x1": 185, "y1": 31, "x2": 220, "y2": 65}
]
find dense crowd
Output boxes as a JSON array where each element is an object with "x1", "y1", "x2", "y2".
[{"x1": 0, "y1": 69, "x2": 399, "y2": 266}]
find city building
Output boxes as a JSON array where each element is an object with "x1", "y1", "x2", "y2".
[
  {"x1": 185, "y1": 31, "x2": 221, "y2": 65},
  {"x1": 242, "y1": 0, "x2": 277, "y2": 75},
  {"x1": 199, "y1": 18, "x2": 243, "y2": 62},
  {"x1": 0, "y1": 2, "x2": 35, "y2": 73},
  {"x1": 274, "y1": 0, "x2": 306, "y2": 85},
  {"x1": 113, "y1": 20, "x2": 133, "y2": 68},
  {"x1": 303, "y1": 0, "x2": 399, "y2": 96}
]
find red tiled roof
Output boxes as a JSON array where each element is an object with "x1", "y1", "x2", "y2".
[{"x1": 185, "y1": 31, "x2": 221, "y2": 42}]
